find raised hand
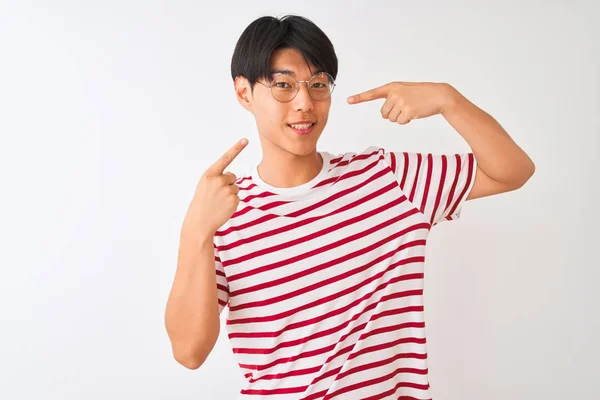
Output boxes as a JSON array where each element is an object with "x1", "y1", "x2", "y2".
[
  {"x1": 347, "y1": 81, "x2": 454, "y2": 125},
  {"x1": 183, "y1": 138, "x2": 249, "y2": 239}
]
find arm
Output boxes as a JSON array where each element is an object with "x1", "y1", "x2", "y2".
[
  {"x1": 164, "y1": 138, "x2": 247, "y2": 369},
  {"x1": 165, "y1": 232, "x2": 221, "y2": 369},
  {"x1": 440, "y1": 84, "x2": 536, "y2": 200},
  {"x1": 347, "y1": 81, "x2": 536, "y2": 201}
]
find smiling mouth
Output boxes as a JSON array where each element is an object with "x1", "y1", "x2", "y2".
[
  {"x1": 287, "y1": 123, "x2": 316, "y2": 135},
  {"x1": 287, "y1": 122, "x2": 316, "y2": 129}
]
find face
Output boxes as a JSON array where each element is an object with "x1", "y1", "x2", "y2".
[{"x1": 235, "y1": 48, "x2": 332, "y2": 157}]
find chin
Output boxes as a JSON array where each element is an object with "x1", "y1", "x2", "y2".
[{"x1": 290, "y1": 143, "x2": 320, "y2": 157}]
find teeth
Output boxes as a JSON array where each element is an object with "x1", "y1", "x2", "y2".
[{"x1": 290, "y1": 123, "x2": 313, "y2": 130}]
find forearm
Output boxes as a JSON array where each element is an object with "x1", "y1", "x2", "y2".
[
  {"x1": 440, "y1": 84, "x2": 535, "y2": 186},
  {"x1": 165, "y1": 232, "x2": 221, "y2": 369}
]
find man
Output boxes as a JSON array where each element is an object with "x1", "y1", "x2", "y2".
[{"x1": 165, "y1": 14, "x2": 534, "y2": 399}]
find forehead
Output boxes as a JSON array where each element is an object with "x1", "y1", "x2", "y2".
[{"x1": 269, "y1": 48, "x2": 318, "y2": 77}]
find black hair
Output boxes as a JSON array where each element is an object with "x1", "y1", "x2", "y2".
[{"x1": 230, "y1": 15, "x2": 338, "y2": 92}]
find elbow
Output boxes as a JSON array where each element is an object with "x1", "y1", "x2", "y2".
[
  {"x1": 171, "y1": 335, "x2": 217, "y2": 370},
  {"x1": 173, "y1": 349, "x2": 208, "y2": 370},
  {"x1": 518, "y1": 158, "x2": 536, "y2": 188},
  {"x1": 168, "y1": 327, "x2": 220, "y2": 370},
  {"x1": 507, "y1": 156, "x2": 535, "y2": 190}
]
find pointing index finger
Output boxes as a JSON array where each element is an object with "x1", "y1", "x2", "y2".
[
  {"x1": 347, "y1": 84, "x2": 389, "y2": 104},
  {"x1": 208, "y1": 138, "x2": 248, "y2": 176}
]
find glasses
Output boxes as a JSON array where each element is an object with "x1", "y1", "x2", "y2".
[{"x1": 257, "y1": 72, "x2": 336, "y2": 103}]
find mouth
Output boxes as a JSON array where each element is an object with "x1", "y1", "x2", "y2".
[{"x1": 287, "y1": 122, "x2": 316, "y2": 135}]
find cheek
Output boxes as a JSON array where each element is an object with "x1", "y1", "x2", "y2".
[
  {"x1": 255, "y1": 106, "x2": 287, "y2": 135},
  {"x1": 317, "y1": 102, "x2": 331, "y2": 121},
  {"x1": 255, "y1": 101, "x2": 285, "y2": 124},
  {"x1": 266, "y1": 107, "x2": 288, "y2": 128}
]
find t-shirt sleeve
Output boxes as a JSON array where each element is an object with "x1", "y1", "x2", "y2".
[
  {"x1": 384, "y1": 150, "x2": 477, "y2": 226},
  {"x1": 214, "y1": 243, "x2": 229, "y2": 314}
]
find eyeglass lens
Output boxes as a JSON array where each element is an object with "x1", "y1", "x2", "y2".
[{"x1": 271, "y1": 72, "x2": 334, "y2": 102}]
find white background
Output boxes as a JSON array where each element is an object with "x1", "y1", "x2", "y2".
[{"x1": 0, "y1": 1, "x2": 598, "y2": 399}]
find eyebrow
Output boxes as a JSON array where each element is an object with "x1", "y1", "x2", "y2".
[{"x1": 270, "y1": 68, "x2": 327, "y2": 78}]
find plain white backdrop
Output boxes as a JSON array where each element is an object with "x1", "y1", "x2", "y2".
[{"x1": 0, "y1": 1, "x2": 598, "y2": 399}]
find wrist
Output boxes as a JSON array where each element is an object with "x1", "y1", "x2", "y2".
[{"x1": 181, "y1": 224, "x2": 215, "y2": 247}]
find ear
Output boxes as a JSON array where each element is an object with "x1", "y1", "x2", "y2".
[{"x1": 234, "y1": 76, "x2": 253, "y2": 112}]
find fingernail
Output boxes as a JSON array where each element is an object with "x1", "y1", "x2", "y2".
[
  {"x1": 348, "y1": 96, "x2": 354, "y2": 102},
  {"x1": 241, "y1": 138, "x2": 248, "y2": 145}
]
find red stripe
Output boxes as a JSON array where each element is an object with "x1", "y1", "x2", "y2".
[
  {"x1": 239, "y1": 190, "x2": 277, "y2": 203},
  {"x1": 419, "y1": 154, "x2": 433, "y2": 213},
  {"x1": 308, "y1": 349, "x2": 426, "y2": 388},
  {"x1": 363, "y1": 380, "x2": 432, "y2": 400},
  {"x1": 241, "y1": 385, "x2": 307, "y2": 395},
  {"x1": 227, "y1": 214, "x2": 426, "y2": 289},
  {"x1": 229, "y1": 244, "x2": 424, "y2": 314},
  {"x1": 287, "y1": 159, "x2": 383, "y2": 218},
  {"x1": 312, "y1": 155, "x2": 381, "y2": 190},
  {"x1": 400, "y1": 152, "x2": 409, "y2": 190},
  {"x1": 218, "y1": 182, "x2": 399, "y2": 251},
  {"x1": 227, "y1": 273, "x2": 423, "y2": 339},
  {"x1": 389, "y1": 151, "x2": 397, "y2": 174},
  {"x1": 444, "y1": 154, "x2": 461, "y2": 215},
  {"x1": 348, "y1": 336, "x2": 427, "y2": 363},
  {"x1": 251, "y1": 321, "x2": 426, "y2": 384},
  {"x1": 234, "y1": 302, "x2": 424, "y2": 370},
  {"x1": 239, "y1": 324, "x2": 426, "y2": 374},
  {"x1": 223, "y1": 191, "x2": 404, "y2": 268},
  {"x1": 236, "y1": 176, "x2": 252, "y2": 185},
  {"x1": 300, "y1": 353, "x2": 427, "y2": 400},
  {"x1": 446, "y1": 153, "x2": 475, "y2": 217},
  {"x1": 429, "y1": 155, "x2": 447, "y2": 225},
  {"x1": 233, "y1": 279, "x2": 423, "y2": 353},
  {"x1": 324, "y1": 364, "x2": 430, "y2": 399},
  {"x1": 216, "y1": 283, "x2": 227, "y2": 292},
  {"x1": 409, "y1": 154, "x2": 422, "y2": 203},
  {"x1": 234, "y1": 298, "x2": 424, "y2": 362},
  {"x1": 329, "y1": 149, "x2": 380, "y2": 170},
  {"x1": 248, "y1": 365, "x2": 322, "y2": 383},
  {"x1": 229, "y1": 263, "x2": 423, "y2": 326},
  {"x1": 339, "y1": 363, "x2": 427, "y2": 385},
  {"x1": 238, "y1": 182, "x2": 258, "y2": 191},
  {"x1": 220, "y1": 162, "x2": 389, "y2": 235},
  {"x1": 215, "y1": 213, "x2": 279, "y2": 237}
]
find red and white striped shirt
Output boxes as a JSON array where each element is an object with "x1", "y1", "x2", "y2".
[{"x1": 213, "y1": 146, "x2": 476, "y2": 399}]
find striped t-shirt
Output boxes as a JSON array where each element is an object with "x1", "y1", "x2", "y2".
[{"x1": 213, "y1": 146, "x2": 477, "y2": 399}]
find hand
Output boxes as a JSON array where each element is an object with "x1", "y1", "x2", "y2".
[
  {"x1": 347, "y1": 82, "x2": 456, "y2": 125},
  {"x1": 182, "y1": 138, "x2": 249, "y2": 240}
]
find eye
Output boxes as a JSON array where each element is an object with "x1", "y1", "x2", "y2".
[{"x1": 275, "y1": 82, "x2": 293, "y2": 89}]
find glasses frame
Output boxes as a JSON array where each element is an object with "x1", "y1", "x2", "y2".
[{"x1": 256, "y1": 71, "x2": 336, "y2": 103}]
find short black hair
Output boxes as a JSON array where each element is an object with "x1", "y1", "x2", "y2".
[{"x1": 230, "y1": 15, "x2": 338, "y2": 92}]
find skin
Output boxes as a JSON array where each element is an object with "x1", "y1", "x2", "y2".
[
  {"x1": 234, "y1": 47, "x2": 331, "y2": 189},
  {"x1": 347, "y1": 82, "x2": 536, "y2": 199},
  {"x1": 234, "y1": 47, "x2": 535, "y2": 199}
]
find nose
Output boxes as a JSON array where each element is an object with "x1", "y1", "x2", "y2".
[{"x1": 292, "y1": 81, "x2": 314, "y2": 112}]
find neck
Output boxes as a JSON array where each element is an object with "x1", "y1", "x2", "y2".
[{"x1": 257, "y1": 145, "x2": 323, "y2": 189}]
